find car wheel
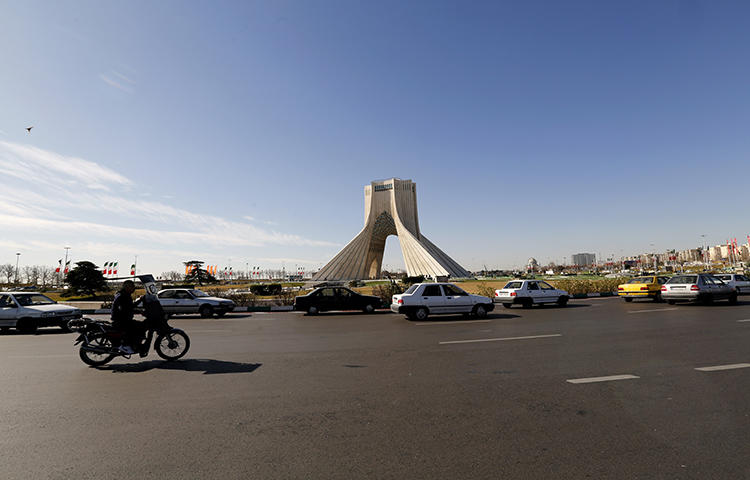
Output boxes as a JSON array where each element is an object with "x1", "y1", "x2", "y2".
[
  {"x1": 521, "y1": 299, "x2": 532, "y2": 309},
  {"x1": 16, "y1": 318, "x2": 37, "y2": 334},
  {"x1": 502, "y1": 303, "x2": 512, "y2": 309},
  {"x1": 362, "y1": 304, "x2": 375, "y2": 314},
  {"x1": 653, "y1": 292, "x2": 662, "y2": 303},
  {"x1": 216, "y1": 311, "x2": 227, "y2": 318},
  {"x1": 59, "y1": 320, "x2": 72, "y2": 333},
  {"x1": 623, "y1": 297, "x2": 633, "y2": 302},
  {"x1": 557, "y1": 296, "x2": 569, "y2": 307},
  {"x1": 414, "y1": 307, "x2": 429, "y2": 321},
  {"x1": 702, "y1": 294, "x2": 713, "y2": 306},
  {"x1": 307, "y1": 306, "x2": 318, "y2": 315},
  {"x1": 667, "y1": 300, "x2": 676, "y2": 305},
  {"x1": 728, "y1": 293, "x2": 738, "y2": 305},
  {"x1": 199, "y1": 305, "x2": 214, "y2": 318},
  {"x1": 473, "y1": 304, "x2": 488, "y2": 319}
]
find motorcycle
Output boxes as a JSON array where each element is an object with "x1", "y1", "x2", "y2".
[{"x1": 68, "y1": 274, "x2": 190, "y2": 367}]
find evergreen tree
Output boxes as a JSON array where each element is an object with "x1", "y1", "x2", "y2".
[
  {"x1": 66, "y1": 261, "x2": 109, "y2": 296},
  {"x1": 184, "y1": 260, "x2": 216, "y2": 286}
]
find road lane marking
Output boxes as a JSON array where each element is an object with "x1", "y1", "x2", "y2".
[
  {"x1": 627, "y1": 308, "x2": 679, "y2": 314},
  {"x1": 439, "y1": 333, "x2": 561, "y2": 345},
  {"x1": 695, "y1": 363, "x2": 750, "y2": 372},
  {"x1": 566, "y1": 374, "x2": 640, "y2": 384},
  {"x1": 416, "y1": 320, "x2": 492, "y2": 326},
  {"x1": 736, "y1": 319, "x2": 750, "y2": 323}
]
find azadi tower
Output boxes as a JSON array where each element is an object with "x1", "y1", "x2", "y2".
[{"x1": 313, "y1": 178, "x2": 470, "y2": 281}]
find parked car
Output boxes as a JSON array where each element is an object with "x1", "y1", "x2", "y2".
[
  {"x1": 661, "y1": 274, "x2": 737, "y2": 305},
  {"x1": 0, "y1": 292, "x2": 82, "y2": 334},
  {"x1": 617, "y1": 275, "x2": 671, "y2": 302},
  {"x1": 713, "y1": 274, "x2": 750, "y2": 294},
  {"x1": 154, "y1": 289, "x2": 235, "y2": 318},
  {"x1": 493, "y1": 280, "x2": 570, "y2": 308},
  {"x1": 391, "y1": 283, "x2": 494, "y2": 320},
  {"x1": 294, "y1": 286, "x2": 381, "y2": 315}
]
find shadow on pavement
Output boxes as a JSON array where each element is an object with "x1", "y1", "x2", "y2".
[
  {"x1": 408, "y1": 313, "x2": 521, "y2": 322},
  {"x1": 99, "y1": 358, "x2": 262, "y2": 375},
  {"x1": 167, "y1": 313, "x2": 255, "y2": 320},
  {"x1": 304, "y1": 310, "x2": 393, "y2": 317},
  {"x1": 0, "y1": 328, "x2": 72, "y2": 336}
]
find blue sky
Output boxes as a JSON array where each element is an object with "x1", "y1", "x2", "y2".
[{"x1": 1, "y1": 1, "x2": 750, "y2": 275}]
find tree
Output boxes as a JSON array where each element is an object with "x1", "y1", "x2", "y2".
[
  {"x1": 161, "y1": 271, "x2": 183, "y2": 282},
  {"x1": 66, "y1": 261, "x2": 109, "y2": 296},
  {"x1": 38, "y1": 266, "x2": 54, "y2": 288},
  {"x1": 183, "y1": 260, "x2": 216, "y2": 286},
  {"x1": 0, "y1": 264, "x2": 14, "y2": 284}
]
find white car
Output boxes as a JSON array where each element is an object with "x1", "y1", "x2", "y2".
[
  {"x1": 494, "y1": 280, "x2": 570, "y2": 308},
  {"x1": 713, "y1": 274, "x2": 750, "y2": 294},
  {"x1": 155, "y1": 289, "x2": 235, "y2": 318},
  {"x1": 0, "y1": 292, "x2": 82, "y2": 334},
  {"x1": 391, "y1": 283, "x2": 494, "y2": 321}
]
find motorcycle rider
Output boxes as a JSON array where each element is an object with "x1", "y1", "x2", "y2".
[{"x1": 111, "y1": 280, "x2": 145, "y2": 355}]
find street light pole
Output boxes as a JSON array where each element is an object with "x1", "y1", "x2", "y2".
[{"x1": 15, "y1": 252, "x2": 20, "y2": 284}]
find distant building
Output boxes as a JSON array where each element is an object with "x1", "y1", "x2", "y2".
[{"x1": 571, "y1": 253, "x2": 596, "y2": 266}]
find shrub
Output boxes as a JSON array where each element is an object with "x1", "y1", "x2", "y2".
[
  {"x1": 547, "y1": 277, "x2": 626, "y2": 295},
  {"x1": 249, "y1": 283, "x2": 282, "y2": 296},
  {"x1": 373, "y1": 282, "x2": 405, "y2": 304},
  {"x1": 474, "y1": 282, "x2": 496, "y2": 299},
  {"x1": 204, "y1": 288, "x2": 257, "y2": 307}
]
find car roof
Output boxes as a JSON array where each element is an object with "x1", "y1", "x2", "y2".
[{"x1": 4, "y1": 291, "x2": 43, "y2": 295}]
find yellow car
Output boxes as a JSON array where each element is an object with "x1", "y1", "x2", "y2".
[{"x1": 617, "y1": 276, "x2": 671, "y2": 302}]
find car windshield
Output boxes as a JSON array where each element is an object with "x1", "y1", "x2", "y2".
[
  {"x1": 503, "y1": 281, "x2": 523, "y2": 289},
  {"x1": 627, "y1": 277, "x2": 652, "y2": 284},
  {"x1": 190, "y1": 290, "x2": 209, "y2": 297},
  {"x1": 715, "y1": 275, "x2": 730, "y2": 281},
  {"x1": 668, "y1": 275, "x2": 697, "y2": 284},
  {"x1": 14, "y1": 294, "x2": 55, "y2": 306},
  {"x1": 404, "y1": 285, "x2": 419, "y2": 294}
]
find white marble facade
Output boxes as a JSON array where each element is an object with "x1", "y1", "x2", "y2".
[{"x1": 313, "y1": 178, "x2": 470, "y2": 281}]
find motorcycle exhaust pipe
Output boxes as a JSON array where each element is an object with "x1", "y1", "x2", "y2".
[{"x1": 80, "y1": 344, "x2": 116, "y2": 354}]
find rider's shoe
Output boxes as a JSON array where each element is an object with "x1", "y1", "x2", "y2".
[{"x1": 119, "y1": 345, "x2": 135, "y2": 355}]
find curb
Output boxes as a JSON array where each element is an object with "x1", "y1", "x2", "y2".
[{"x1": 572, "y1": 292, "x2": 617, "y2": 299}]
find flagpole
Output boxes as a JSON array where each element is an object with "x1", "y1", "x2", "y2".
[{"x1": 63, "y1": 246, "x2": 70, "y2": 281}]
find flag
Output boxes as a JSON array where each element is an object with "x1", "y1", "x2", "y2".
[
  {"x1": 55, "y1": 259, "x2": 62, "y2": 273},
  {"x1": 113, "y1": 262, "x2": 118, "y2": 274},
  {"x1": 130, "y1": 264, "x2": 136, "y2": 276},
  {"x1": 64, "y1": 260, "x2": 71, "y2": 274},
  {"x1": 102, "y1": 261, "x2": 109, "y2": 274}
]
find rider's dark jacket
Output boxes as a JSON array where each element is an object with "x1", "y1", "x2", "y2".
[{"x1": 111, "y1": 289, "x2": 135, "y2": 327}]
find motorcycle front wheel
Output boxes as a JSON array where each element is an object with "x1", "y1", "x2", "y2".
[
  {"x1": 155, "y1": 329, "x2": 190, "y2": 361},
  {"x1": 79, "y1": 332, "x2": 116, "y2": 366}
]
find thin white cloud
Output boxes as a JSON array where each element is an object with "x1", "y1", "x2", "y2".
[
  {"x1": 0, "y1": 140, "x2": 131, "y2": 189},
  {"x1": 0, "y1": 141, "x2": 337, "y2": 254},
  {"x1": 111, "y1": 70, "x2": 135, "y2": 85},
  {"x1": 99, "y1": 73, "x2": 133, "y2": 93}
]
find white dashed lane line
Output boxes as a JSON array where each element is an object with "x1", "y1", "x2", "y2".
[
  {"x1": 439, "y1": 333, "x2": 562, "y2": 345},
  {"x1": 567, "y1": 374, "x2": 640, "y2": 384},
  {"x1": 736, "y1": 319, "x2": 750, "y2": 323},
  {"x1": 695, "y1": 363, "x2": 750, "y2": 372},
  {"x1": 628, "y1": 308, "x2": 679, "y2": 314}
]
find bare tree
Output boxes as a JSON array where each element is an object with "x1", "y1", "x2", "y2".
[
  {"x1": 38, "y1": 266, "x2": 54, "y2": 288},
  {"x1": 23, "y1": 265, "x2": 40, "y2": 285},
  {"x1": 0, "y1": 264, "x2": 14, "y2": 284},
  {"x1": 162, "y1": 271, "x2": 184, "y2": 282}
]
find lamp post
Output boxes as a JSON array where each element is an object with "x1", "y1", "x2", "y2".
[{"x1": 15, "y1": 252, "x2": 20, "y2": 284}]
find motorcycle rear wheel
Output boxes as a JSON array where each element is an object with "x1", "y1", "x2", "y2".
[
  {"x1": 79, "y1": 332, "x2": 116, "y2": 366},
  {"x1": 155, "y1": 329, "x2": 190, "y2": 361}
]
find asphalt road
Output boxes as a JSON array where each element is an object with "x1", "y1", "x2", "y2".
[{"x1": 2, "y1": 297, "x2": 750, "y2": 479}]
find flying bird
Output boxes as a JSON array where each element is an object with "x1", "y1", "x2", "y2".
[{"x1": 26, "y1": 126, "x2": 33, "y2": 133}]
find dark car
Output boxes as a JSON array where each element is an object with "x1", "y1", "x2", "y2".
[{"x1": 294, "y1": 287, "x2": 382, "y2": 315}]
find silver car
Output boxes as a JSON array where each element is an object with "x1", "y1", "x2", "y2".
[
  {"x1": 156, "y1": 289, "x2": 235, "y2": 318},
  {"x1": 661, "y1": 274, "x2": 738, "y2": 305},
  {"x1": 713, "y1": 274, "x2": 750, "y2": 294}
]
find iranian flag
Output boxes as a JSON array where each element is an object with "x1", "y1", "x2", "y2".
[
  {"x1": 63, "y1": 260, "x2": 71, "y2": 274},
  {"x1": 113, "y1": 262, "x2": 118, "y2": 275},
  {"x1": 55, "y1": 259, "x2": 62, "y2": 273},
  {"x1": 130, "y1": 264, "x2": 136, "y2": 276},
  {"x1": 102, "y1": 262, "x2": 109, "y2": 274}
]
